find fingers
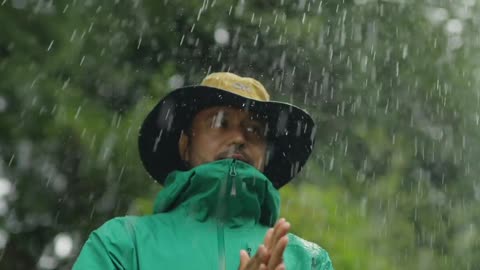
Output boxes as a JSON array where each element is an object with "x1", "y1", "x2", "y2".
[
  {"x1": 239, "y1": 250, "x2": 250, "y2": 269},
  {"x1": 266, "y1": 218, "x2": 284, "y2": 249},
  {"x1": 270, "y1": 218, "x2": 290, "y2": 252},
  {"x1": 268, "y1": 235, "x2": 289, "y2": 269},
  {"x1": 239, "y1": 245, "x2": 270, "y2": 270},
  {"x1": 265, "y1": 218, "x2": 290, "y2": 270},
  {"x1": 256, "y1": 245, "x2": 270, "y2": 264},
  {"x1": 263, "y1": 228, "x2": 273, "y2": 249},
  {"x1": 241, "y1": 218, "x2": 290, "y2": 270}
]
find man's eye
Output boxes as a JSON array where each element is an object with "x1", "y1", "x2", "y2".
[
  {"x1": 246, "y1": 126, "x2": 256, "y2": 133},
  {"x1": 246, "y1": 125, "x2": 263, "y2": 136},
  {"x1": 211, "y1": 112, "x2": 227, "y2": 128}
]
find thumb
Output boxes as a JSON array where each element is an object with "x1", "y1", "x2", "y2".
[{"x1": 238, "y1": 250, "x2": 250, "y2": 270}]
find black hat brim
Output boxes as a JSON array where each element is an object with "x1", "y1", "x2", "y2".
[{"x1": 138, "y1": 86, "x2": 316, "y2": 188}]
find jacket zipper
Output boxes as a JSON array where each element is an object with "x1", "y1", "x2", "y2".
[
  {"x1": 229, "y1": 159, "x2": 237, "y2": 196},
  {"x1": 218, "y1": 160, "x2": 238, "y2": 270},
  {"x1": 217, "y1": 220, "x2": 226, "y2": 270}
]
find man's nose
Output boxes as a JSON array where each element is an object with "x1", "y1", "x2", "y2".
[{"x1": 227, "y1": 126, "x2": 247, "y2": 146}]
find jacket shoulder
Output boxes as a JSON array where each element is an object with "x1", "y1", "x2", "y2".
[
  {"x1": 287, "y1": 234, "x2": 334, "y2": 270},
  {"x1": 96, "y1": 215, "x2": 140, "y2": 233},
  {"x1": 73, "y1": 216, "x2": 142, "y2": 270}
]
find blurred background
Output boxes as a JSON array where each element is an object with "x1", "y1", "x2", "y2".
[{"x1": 1, "y1": 0, "x2": 479, "y2": 269}]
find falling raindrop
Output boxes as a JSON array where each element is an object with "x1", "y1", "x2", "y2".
[{"x1": 47, "y1": 40, "x2": 54, "y2": 51}]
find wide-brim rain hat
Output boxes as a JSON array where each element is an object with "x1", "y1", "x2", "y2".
[{"x1": 138, "y1": 72, "x2": 316, "y2": 188}]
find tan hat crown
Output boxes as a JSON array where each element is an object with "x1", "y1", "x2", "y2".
[{"x1": 200, "y1": 72, "x2": 270, "y2": 102}]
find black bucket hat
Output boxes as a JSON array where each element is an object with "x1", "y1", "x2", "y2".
[{"x1": 138, "y1": 72, "x2": 316, "y2": 188}]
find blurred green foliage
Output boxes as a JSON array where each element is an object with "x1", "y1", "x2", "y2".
[{"x1": 0, "y1": 0, "x2": 479, "y2": 269}]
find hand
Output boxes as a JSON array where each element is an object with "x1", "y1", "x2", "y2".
[{"x1": 238, "y1": 218, "x2": 290, "y2": 270}]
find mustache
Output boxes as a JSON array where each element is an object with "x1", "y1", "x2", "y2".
[{"x1": 216, "y1": 147, "x2": 252, "y2": 165}]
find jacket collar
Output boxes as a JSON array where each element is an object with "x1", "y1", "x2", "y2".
[{"x1": 153, "y1": 159, "x2": 280, "y2": 227}]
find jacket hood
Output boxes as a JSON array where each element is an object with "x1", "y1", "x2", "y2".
[{"x1": 153, "y1": 159, "x2": 280, "y2": 227}]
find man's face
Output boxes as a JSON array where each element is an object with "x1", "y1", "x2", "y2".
[{"x1": 178, "y1": 106, "x2": 267, "y2": 171}]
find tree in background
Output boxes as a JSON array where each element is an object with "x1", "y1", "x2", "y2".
[{"x1": 0, "y1": 0, "x2": 479, "y2": 269}]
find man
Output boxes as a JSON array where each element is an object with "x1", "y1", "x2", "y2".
[{"x1": 73, "y1": 72, "x2": 334, "y2": 270}]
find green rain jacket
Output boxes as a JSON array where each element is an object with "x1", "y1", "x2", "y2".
[{"x1": 73, "y1": 159, "x2": 334, "y2": 270}]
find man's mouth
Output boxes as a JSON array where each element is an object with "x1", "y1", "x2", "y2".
[{"x1": 231, "y1": 153, "x2": 247, "y2": 162}]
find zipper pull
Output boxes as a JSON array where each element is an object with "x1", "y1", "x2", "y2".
[
  {"x1": 230, "y1": 160, "x2": 237, "y2": 196},
  {"x1": 229, "y1": 160, "x2": 237, "y2": 176}
]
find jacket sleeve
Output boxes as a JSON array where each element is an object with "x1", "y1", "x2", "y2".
[
  {"x1": 73, "y1": 218, "x2": 136, "y2": 270},
  {"x1": 314, "y1": 249, "x2": 335, "y2": 270}
]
